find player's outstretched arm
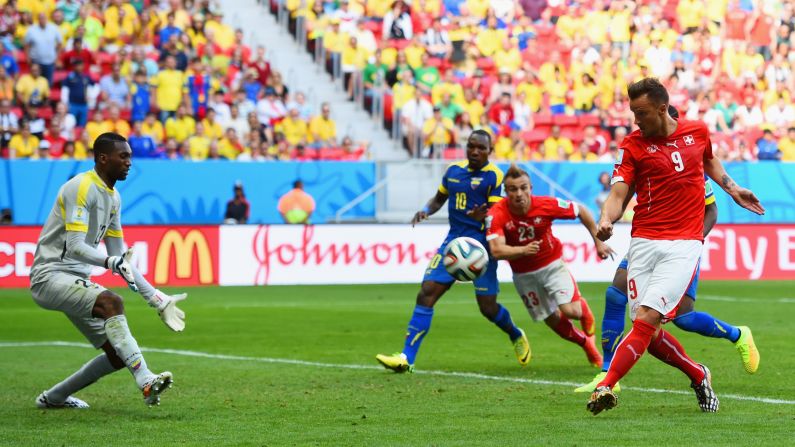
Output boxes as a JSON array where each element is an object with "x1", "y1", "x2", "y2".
[
  {"x1": 596, "y1": 182, "x2": 631, "y2": 241},
  {"x1": 577, "y1": 204, "x2": 615, "y2": 260},
  {"x1": 411, "y1": 190, "x2": 448, "y2": 226},
  {"x1": 106, "y1": 236, "x2": 187, "y2": 332},
  {"x1": 488, "y1": 235, "x2": 540, "y2": 261},
  {"x1": 704, "y1": 157, "x2": 765, "y2": 215}
]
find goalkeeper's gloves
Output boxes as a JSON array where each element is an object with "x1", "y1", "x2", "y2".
[
  {"x1": 105, "y1": 249, "x2": 138, "y2": 292},
  {"x1": 149, "y1": 289, "x2": 187, "y2": 332}
]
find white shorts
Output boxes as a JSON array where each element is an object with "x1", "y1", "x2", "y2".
[
  {"x1": 30, "y1": 272, "x2": 109, "y2": 348},
  {"x1": 626, "y1": 238, "x2": 702, "y2": 321},
  {"x1": 512, "y1": 259, "x2": 581, "y2": 321}
]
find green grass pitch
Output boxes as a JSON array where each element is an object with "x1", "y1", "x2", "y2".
[{"x1": 0, "y1": 281, "x2": 793, "y2": 446}]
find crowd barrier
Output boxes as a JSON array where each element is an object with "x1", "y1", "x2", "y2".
[{"x1": 3, "y1": 224, "x2": 793, "y2": 288}]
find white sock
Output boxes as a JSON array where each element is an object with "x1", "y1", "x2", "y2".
[
  {"x1": 47, "y1": 354, "x2": 117, "y2": 403},
  {"x1": 104, "y1": 315, "x2": 154, "y2": 388}
]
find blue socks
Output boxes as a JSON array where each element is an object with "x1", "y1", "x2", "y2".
[
  {"x1": 402, "y1": 305, "x2": 434, "y2": 364},
  {"x1": 490, "y1": 304, "x2": 523, "y2": 341},
  {"x1": 673, "y1": 311, "x2": 741, "y2": 343},
  {"x1": 601, "y1": 286, "x2": 628, "y2": 372}
]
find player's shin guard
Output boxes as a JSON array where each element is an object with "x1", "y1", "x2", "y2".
[
  {"x1": 402, "y1": 305, "x2": 434, "y2": 365},
  {"x1": 46, "y1": 354, "x2": 117, "y2": 403},
  {"x1": 673, "y1": 311, "x2": 741, "y2": 343},
  {"x1": 601, "y1": 286, "x2": 628, "y2": 371},
  {"x1": 598, "y1": 319, "x2": 656, "y2": 389},
  {"x1": 490, "y1": 304, "x2": 523, "y2": 341},
  {"x1": 104, "y1": 315, "x2": 153, "y2": 388},
  {"x1": 647, "y1": 329, "x2": 706, "y2": 383},
  {"x1": 553, "y1": 314, "x2": 587, "y2": 346}
]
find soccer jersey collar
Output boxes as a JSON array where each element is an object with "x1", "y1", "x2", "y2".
[{"x1": 88, "y1": 168, "x2": 115, "y2": 194}]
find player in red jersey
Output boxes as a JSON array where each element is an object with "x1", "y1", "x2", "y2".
[
  {"x1": 587, "y1": 78, "x2": 765, "y2": 415},
  {"x1": 486, "y1": 164, "x2": 615, "y2": 368}
]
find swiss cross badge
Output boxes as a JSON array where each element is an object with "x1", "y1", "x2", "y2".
[{"x1": 684, "y1": 135, "x2": 695, "y2": 146}]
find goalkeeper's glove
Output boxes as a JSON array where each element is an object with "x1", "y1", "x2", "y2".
[
  {"x1": 106, "y1": 249, "x2": 138, "y2": 292},
  {"x1": 149, "y1": 289, "x2": 187, "y2": 332}
]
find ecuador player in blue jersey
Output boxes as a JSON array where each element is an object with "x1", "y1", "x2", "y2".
[{"x1": 376, "y1": 130, "x2": 530, "y2": 373}]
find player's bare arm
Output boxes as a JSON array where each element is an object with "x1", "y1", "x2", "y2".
[
  {"x1": 466, "y1": 203, "x2": 489, "y2": 222},
  {"x1": 704, "y1": 157, "x2": 765, "y2": 215},
  {"x1": 703, "y1": 202, "x2": 718, "y2": 237},
  {"x1": 596, "y1": 182, "x2": 631, "y2": 241},
  {"x1": 411, "y1": 190, "x2": 448, "y2": 226},
  {"x1": 488, "y1": 235, "x2": 541, "y2": 261},
  {"x1": 577, "y1": 204, "x2": 615, "y2": 260}
]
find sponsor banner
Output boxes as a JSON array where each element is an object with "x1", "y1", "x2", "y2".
[
  {"x1": 0, "y1": 226, "x2": 219, "y2": 288},
  {"x1": 701, "y1": 225, "x2": 795, "y2": 280},
  {"x1": 218, "y1": 224, "x2": 633, "y2": 286}
]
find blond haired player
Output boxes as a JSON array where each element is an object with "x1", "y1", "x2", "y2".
[{"x1": 30, "y1": 132, "x2": 187, "y2": 408}]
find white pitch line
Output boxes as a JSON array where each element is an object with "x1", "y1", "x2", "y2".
[{"x1": 2, "y1": 341, "x2": 793, "y2": 406}]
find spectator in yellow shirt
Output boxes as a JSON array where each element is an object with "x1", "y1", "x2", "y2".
[
  {"x1": 142, "y1": 112, "x2": 165, "y2": 145},
  {"x1": 780, "y1": 127, "x2": 795, "y2": 162},
  {"x1": 423, "y1": 107, "x2": 456, "y2": 149},
  {"x1": 309, "y1": 102, "x2": 337, "y2": 147},
  {"x1": 573, "y1": 74, "x2": 600, "y2": 114},
  {"x1": 165, "y1": 105, "x2": 197, "y2": 144},
  {"x1": 218, "y1": 128, "x2": 249, "y2": 160},
  {"x1": 542, "y1": 125, "x2": 574, "y2": 160},
  {"x1": 494, "y1": 38, "x2": 522, "y2": 74},
  {"x1": 103, "y1": 106, "x2": 131, "y2": 137},
  {"x1": 462, "y1": 88, "x2": 484, "y2": 127},
  {"x1": 569, "y1": 142, "x2": 599, "y2": 162},
  {"x1": 279, "y1": 107, "x2": 309, "y2": 146},
  {"x1": 187, "y1": 121, "x2": 212, "y2": 160},
  {"x1": 15, "y1": 64, "x2": 49, "y2": 106},
  {"x1": 475, "y1": 16, "x2": 505, "y2": 57},
  {"x1": 201, "y1": 109, "x2": 225, "y2": 140},
  {"x1": 85, "y1": 112, "x2": 111, "y2": 146},
  {"x1": 8, "y1": 121, "x2": 39, "y2": 158},
  {"x1": 151, "y1": 55, "x2": 186, "y2": 121}
]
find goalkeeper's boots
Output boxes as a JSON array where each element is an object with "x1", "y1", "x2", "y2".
[
  {"x1": 375, "y1": 353, "x2": 414, "y2": 373},
  {"x1": 574, "y1": 371, "x2": 621, "y2": 393},
  {"x1": 142, "y1": 371, "x2": 173, "y2": 406},
  {"x1": 587, "y1": 386, "x2": 618, "y2": 415},
  {"x1": 36, "y1": 392, "x2": 89, "y2": 409},
  {"x1": 583, "y1": 336, "x2": 604, "y2": 368},
  {"x1": 513, "y1": 328, "x2": 531, "y2": 366},
  {"x1": 734, "y1": 326, "x2": 760, "y2": 374},
  {"x1": 691, "y1": 364, "x2": 719, "y2": 413}
]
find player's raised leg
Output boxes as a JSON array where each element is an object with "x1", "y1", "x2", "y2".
[
  {"x1": 376, "y1": 280, "x2": 450, "y2": 373},
  {"x1": 672, "y1": 273, "x2": 759, "y2": 373},
  {"x1": 94, "y1": 290, "x2": 173, "y2": 405},
  {"x1": 37, "y1": 352, "x2": 119, "y2": 409}
]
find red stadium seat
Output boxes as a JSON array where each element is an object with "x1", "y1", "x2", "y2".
[
  {"x1": 578, "y1": 114, "x2": 601, "y2": 127},
  {"x1": 443, "y1": 147, "x2": 464, "y2": 160},
  {"x1": 534, "y1": 113, "x2": 553, "y2": 127},
  {"x1": 553, "y1": 114, "x2": 579, "y2": 127},
  {"x1": 37, "y1": 107, "x2": 54, "y2": 121},
  {"x1": 522, "y1": 129, "x2": 547, "y2": 145}
]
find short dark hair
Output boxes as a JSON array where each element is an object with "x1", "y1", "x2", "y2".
[
  {"x1": 668, "y1": 105, "x2": 679, "y2": 119},
  {"x1": 470, "y1": 129, "x2": 492, "y2": 145},
  {"x1": 293, "y1": 179, "x2": 303, "y2": 188},
  {"x1": 627, "y1": 77, "x2": 669, "y2": 106},
  {"x1": 505, "y1": 163, "x2": 530, "y2": 181},
  {"x1": 94, "y1": 132, "x2": 127, "y2": 161}
]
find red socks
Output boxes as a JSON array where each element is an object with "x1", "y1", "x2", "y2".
[
  {"x1": 647, "y1": 329, "x2": 706, "y2": 383},
  {"x1": 553, "y1": 314, "x2": 587, "y2": 346},
  {"x1": 579, "y1": 297, "x2": 595, "y2": 336},
  {"x1": 598, "y1": 319, "x2": 656, "y2": 388}
]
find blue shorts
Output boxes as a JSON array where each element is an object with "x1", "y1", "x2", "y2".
[
  {"x1": 423, "y1": 235, "x2": 499, "y2": 296},
  {"x1": 618, "y1": 257, "x2": 700, "y2": 300}
]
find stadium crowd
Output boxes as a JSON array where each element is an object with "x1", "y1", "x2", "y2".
[
  {"x1": 0, "y1": 0, "x2": 366, "y2": 161},
  {"x1": 282, "y1": 0, "x2": 795, "y2": 161}
]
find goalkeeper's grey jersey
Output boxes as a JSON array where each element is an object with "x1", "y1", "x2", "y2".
[{"x1": 30, "y1": 169, "x2": 123, "y2": 283}]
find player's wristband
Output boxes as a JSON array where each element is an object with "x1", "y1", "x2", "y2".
[{"x1": 421, "y1": 205, "x2": 430, "y2": 214}]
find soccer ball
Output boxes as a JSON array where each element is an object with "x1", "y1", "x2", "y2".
[{"x1": 443, "y1": 237, "x2": 489, "y2": 282}]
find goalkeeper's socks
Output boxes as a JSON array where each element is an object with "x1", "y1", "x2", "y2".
[
  {"x1": 104, "y1": 315, "x2": 153, "y2": 388},
  {"x1": 601, "y1": 286, "x2": 628, "y2": 371},
  {"x1": 489, "y1": 304, "x2": 523, "y2": 341},
  {"x1": 402, "y1": 305, "x2": 434, "y2": 365},
  {"x1": 46, "y1": 354, "x2": 117, "y2": 403},
  {"x1": 673, "y1": 311, "x2": 741, "y2": 343}
]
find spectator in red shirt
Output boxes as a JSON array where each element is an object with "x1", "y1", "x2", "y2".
[
  {"x1": 43, "y1": 119, "x2": 66, "y2": 157},
  {"x1": 488, "y1": 92, "x2": 515, "y2": 131},
  {"x1": 60, "y1": 38, "x2": 93, "y2": 73}
]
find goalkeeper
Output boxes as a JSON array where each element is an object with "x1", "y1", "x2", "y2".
[{"x1": 29, "y1": 132, "x2": 186, "y2": 409}]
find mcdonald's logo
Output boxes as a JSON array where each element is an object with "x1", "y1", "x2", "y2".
[{"x1": 155, "y1": 229, "x2": 214, "y2": 284}]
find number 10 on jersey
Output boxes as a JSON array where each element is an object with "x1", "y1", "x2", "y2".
[{"x1": 455, "y1": 192, "x2": 467, "y2": 210}]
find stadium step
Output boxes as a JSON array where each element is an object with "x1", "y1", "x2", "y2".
[{"x1": 220, "y1": 0, "x2": 402, "y2": 161}]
